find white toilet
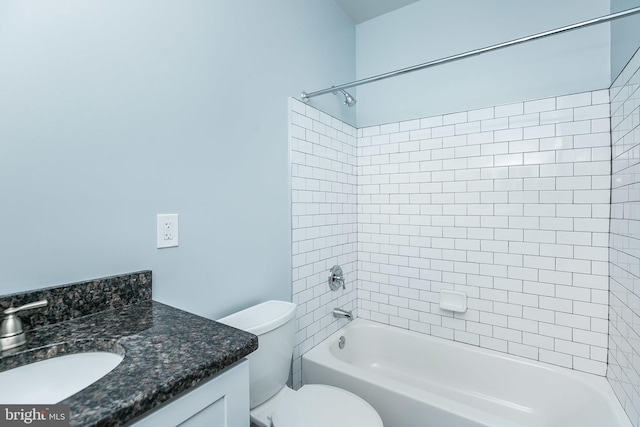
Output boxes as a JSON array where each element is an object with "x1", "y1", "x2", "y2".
[{"x1": 218, "y1": 300, "x2": 383, "y2": 427}]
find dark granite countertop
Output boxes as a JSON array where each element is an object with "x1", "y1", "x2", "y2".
[{"x1": 0, "y1": 272, "x2": 258, "y2": 427}]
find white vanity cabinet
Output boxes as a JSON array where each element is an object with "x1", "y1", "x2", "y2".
[{"x1": 127, "y1": 359, "x2": 250, "y2": 427}]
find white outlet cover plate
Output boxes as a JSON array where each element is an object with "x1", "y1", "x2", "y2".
[{"x1": 157, "y1": 214, "x2": 179, "y2": 249}]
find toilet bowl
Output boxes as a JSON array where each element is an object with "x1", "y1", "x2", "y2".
[{"x1": 218, "y1": 300, "x2": 383, "y2": 427}]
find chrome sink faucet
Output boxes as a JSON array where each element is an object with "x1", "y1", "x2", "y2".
[
  {"x1": 0, "y1": 299, "x2": 48, "y2": 351},
  {"x1": 333, "y1": 307, "x2": 353, "y2": 321}
]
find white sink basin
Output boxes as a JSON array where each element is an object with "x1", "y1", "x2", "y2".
[{"x1": 0, "y1": 352, "x2": 124, "y2": 404}]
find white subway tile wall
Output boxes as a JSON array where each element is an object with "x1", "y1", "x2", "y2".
[
  {"x1": 357, "y1": 89, "x2": 611, "y2": 376},
  {"x1": 290, "y1": 87, "x2": 615, "y2": 389},
  {"x1": 289, "y1": 98, "x2": 358, "y2": 389},
  {"x1": 609, "y1": 47, "x2": 640, "y2": 427}
]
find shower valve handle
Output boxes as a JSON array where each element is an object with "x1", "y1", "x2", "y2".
[{"x1": 328, "y1": 265, "x2": 345, "y2": 291}]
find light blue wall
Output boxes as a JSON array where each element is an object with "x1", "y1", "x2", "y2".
[
  {"x1": 611, "y1": 0, "x2": 640, "y2": 81},
  {"x1": 355, "y1": 0, "x2": 611, "y2": 127},
  {"x1": 0, "y1": 0, "x2": 355, "y2": 319}
]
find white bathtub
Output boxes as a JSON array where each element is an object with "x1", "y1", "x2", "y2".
[{"x1": 302, "y1": 319, "x2": 631, "y2": 427}]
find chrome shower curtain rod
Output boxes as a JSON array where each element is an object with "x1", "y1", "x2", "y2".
[{"x1": 301, "y1": 6, "x2": 640, "y2": 103}]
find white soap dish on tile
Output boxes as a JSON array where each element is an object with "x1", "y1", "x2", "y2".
[{"x1": 439, "y1": 290, "x2": 467, "y2": 313}]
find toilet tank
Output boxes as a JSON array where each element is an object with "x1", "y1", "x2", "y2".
[{"x1": 218, "y1": 300, "x2": 296, "y2": 409}]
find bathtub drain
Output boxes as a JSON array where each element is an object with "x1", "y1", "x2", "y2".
[{"x1": 338, "y1": 336, "x2": 345, "y2": 349}]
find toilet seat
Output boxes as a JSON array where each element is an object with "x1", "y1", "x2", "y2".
[{"x1": 270, "y1": 384, "x2": 383, "y2": 427}]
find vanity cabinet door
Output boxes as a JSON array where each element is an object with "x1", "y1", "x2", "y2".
[{"x1": 127, "y1": 359, "x2": 250, "y2": 427}]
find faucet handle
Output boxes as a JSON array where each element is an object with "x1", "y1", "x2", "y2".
[
  {"x1": 328, "y1": 265, "x2": 345, "y2": 291},
  {"x1": 1, "y1": 299, "x2": 47, "y2": 351},
  {"x1": 4, "y1": 299, "x2": 48, "y2": 315}
]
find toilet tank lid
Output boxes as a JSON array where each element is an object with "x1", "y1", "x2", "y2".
[{"x1": 217, "y1": 300, "x2": 296, "y2": 336}]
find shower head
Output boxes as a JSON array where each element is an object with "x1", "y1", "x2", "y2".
[
  {"x1": 339, "y1": 89, "x2": 356, "y2": 107},
  {"x1": 332, "y1": 87, "x2": 356, "y2": 107}
]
